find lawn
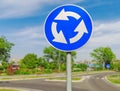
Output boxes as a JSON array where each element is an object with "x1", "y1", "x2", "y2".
[
  {"x1": 107, "y1": 74, "x2": 120, "y2": 84},
  {"x1": 0, "y1": 75, "x2": 50, "y2": 81},
  {"x1": 0, "y1": 88, "x2": 19, "y2": 91},
  {"x1": 47, "y1": 77, "x2": 81, "y2": 81}
]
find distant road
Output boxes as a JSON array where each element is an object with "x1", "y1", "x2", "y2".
[
  {"x1": 73, "y1": 72, "x2": 120, "y2": 91},
  {"x1": 0, "y1": 72, "x2": 120, "y2": 91}
]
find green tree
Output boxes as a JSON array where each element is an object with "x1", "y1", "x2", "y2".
[
  {"x1": 111, "y1": 60, "x2": 120, "y2": 71},
  {"x1": 21, "y1": 53, "x2": 38, "y2": 69},
  {"x1": 49, "y1": 62, "x2": 58, "y2": 70},
  {"x1": 73, "y1": 63, "x2": 88, "y2": 71},
  {"x1": 90, "y1": 47, "x2": 116, "y2": 68},
  {"x1": 43, "y1": 46, "x2": 76, "y2": 72},
  {"x1": 36, "y1": 57, "x2": 44, "y2": 67},
  {"x1": 1, "y1": 61, "x2": 8, "y2": 71},
  {"x1": 0, "y1": 36, "x2": 14, "y2": 62},
  {"x1": 37, "y1": 57, "x2": 49, "y2": 69}
]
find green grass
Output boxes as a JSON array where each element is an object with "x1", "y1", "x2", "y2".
[
  {"x1": 107, "y1": 74, "x2": 120, "y2": 84},
  {"x1": 72, "y1": 70, "x2": 112, "y2": 76},
  {"x1": 47, "y1": 77, "x2": 81, "y2": 81},
  {"x1": 0, "y1": 88, "x2": 19, "y2": 91},
  {"x1": 0, "y1": 75, "x2": 50, "y2": 81},
  {"x1": 1, "y1": 78, "x2": 12, "y2": 80}
]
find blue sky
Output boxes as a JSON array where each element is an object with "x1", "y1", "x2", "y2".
[{"x1": 0, "y1": 0, "x2": 120, "y2": 61}]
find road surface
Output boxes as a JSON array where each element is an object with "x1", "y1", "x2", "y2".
[{"x1": 0, "y1": 72, "x2": 120, "y2": 91}]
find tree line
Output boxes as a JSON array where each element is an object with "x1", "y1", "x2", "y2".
[{"x1": 0, "y1": 36, "x2": 120, "y2": 75}]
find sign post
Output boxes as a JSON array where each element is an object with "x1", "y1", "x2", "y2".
[
  {"x1": 44, "y1": 4, "x2": 93, "y2": 91},
  {"x1": 66, "y1": 52, "x2": 72, "y2": 91}
]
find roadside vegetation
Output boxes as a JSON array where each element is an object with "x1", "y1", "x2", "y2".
[
  {"x1": 0, "y1": 88, "x2": 20, "y2": 91},
  {"x1": 47, "y1": 77, "x2": 81, "y2": 81},
  {"x1": 107, "y1": 74, "x2": 120, "y2": 85},
  {"x1": 0, "y1": 36, "x2": 120, "y2": 76},
  {"x1": 0, "y1": 75, "x2": 50, "y2": 81}
]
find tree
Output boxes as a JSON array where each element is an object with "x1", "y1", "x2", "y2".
[
  {"x1": 43, "y1": 46, "x2": 76, "y2": 72},
  {"x1": 1, "y1": 61, "x2": 8, "y2": 71},
  {"x1": 0, "y1": 36, "x2": 14, "y2": 62},
  {"x1": 21, "y1": 53, "x2": 38, "y2": 69},
  {"x1": 37, "y1": 57, "x2": 49, "y2": 69},
  {"x1": 111, "y1": 60, "x2": 120, "y2": 71},
  {"x1": 73, "y1": 63, "x2": 88, "y2": 71},
  {"x1": 90, "y1": 47, "x2": 116, "y2": 68}
]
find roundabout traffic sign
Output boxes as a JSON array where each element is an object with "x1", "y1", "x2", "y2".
[{"x1": 44, "y1": 4, "x2": 93, "y2": 52}]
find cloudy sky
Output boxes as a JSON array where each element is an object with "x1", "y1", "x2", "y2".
[{"x1": 0, "y1": 0, "x2": 120, "y2": 61}]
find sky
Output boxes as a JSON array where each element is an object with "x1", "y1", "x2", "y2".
[{"x1": 0, "y1": 0, "x2": 120, "y2": 62}]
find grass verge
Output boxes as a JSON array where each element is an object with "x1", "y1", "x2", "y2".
[
  {"x1": 107, "y1": 74, "x2": 120, "y2": 85},
  {"x1": 47, "y1": 77, "x2": 81, "y2": 81},
  {"x1": 0, "y1": 88, "x2": 20, "y2": 91},
  {"x1": 0, "y1": 75, "x2": 50, "y2": 81}
]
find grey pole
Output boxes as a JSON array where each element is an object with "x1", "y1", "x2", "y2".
[{"x1": 66, "y1": 52, "x2": 72, "y2": 91}]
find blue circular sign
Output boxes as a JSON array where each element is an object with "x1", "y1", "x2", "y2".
[
  {"x1": 44, "y1": 4, "x2": 93, "y2": 52},
  {"x1": 106, "y1": 64, "x2": 110, "y2": 69}
]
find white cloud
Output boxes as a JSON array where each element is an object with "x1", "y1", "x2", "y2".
[
  {"x1": 0, "y1": 0, "x2": 41, "y2": 18},
  {"x1": 94, "y1": 21, "x2": 120, "y2": 32},
  {"x1": 76, "y1": 20, "x2": 120, "y2": 61},
  {"x1": 91, "y1": 20, "x2": 120, "y2": 46},
  {"x1": 10, "y1": 26, "x2": 43, "y2": 38},
  {"x1": 0, "y1": 0, "x2": 83, "y2": 19},
  {"x1": 7, "y1": 25, "x2": 46, "y2": 48}
]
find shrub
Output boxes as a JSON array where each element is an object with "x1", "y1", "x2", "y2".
[
  {"x1": 43, "y1": 69, "x2": 52, "y2": 74},
  {"x1": 14, "y1": 69, "x2": 31, "y2": 75}
]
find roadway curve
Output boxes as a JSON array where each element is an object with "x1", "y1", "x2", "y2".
[{"x1": 0, "y1": 72, "x2": 120, "y2": 91}]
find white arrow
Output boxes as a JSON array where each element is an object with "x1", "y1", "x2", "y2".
[
  {"x1": 55, "y1": 9, "x2": 81, "y2": 20},
  {"x1": 70, "y1": 20, "x2": 88, "y2": 43},
  {"x1": 52, "y1": 22, "x2": 67, "y2": 44}
]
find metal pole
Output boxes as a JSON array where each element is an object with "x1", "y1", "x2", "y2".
[
  {"x1": 58, "y1": 51, "x2": 60, "y2": 72},
  {"x1": 66, "y1": 52, "x2": 72, "y2": 91}
]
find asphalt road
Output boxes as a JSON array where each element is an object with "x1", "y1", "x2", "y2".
[{"x1": 0, "y1": 72, "x2": 120, "y2": 91}]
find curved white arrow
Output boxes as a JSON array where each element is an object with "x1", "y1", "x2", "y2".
[
  {"x1": 70, "y1": 20, "x2": 88, "y2": 43},
  {"x1": 55, "y1": 9, "x2": 81, "y2": 20},
  {"x1": 52, "y1": 22, "x2": 67, "y2": 44}
]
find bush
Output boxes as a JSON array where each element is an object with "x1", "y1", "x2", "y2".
[
  {"x1": 118, "y1": 66, "x2": 120, "y2": 71},
  {"x1": 61, "y1": 64, "x2": 66, "y2": 71},
  {"x1": 73, "y1": 68, "x2": 81, "y2": 72},
  {"x1": 0, "y1": 66, "x2": 3, "y2": 71},
  {"x1": 43, "y1": 69, "x2": 52, "y2": 74},
  {"x1": 74, "y1": 63, "x2": 88, "y2": 71},
  {"x1": 14, "y1": 69, "x2": 31, "y2": 75}
]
